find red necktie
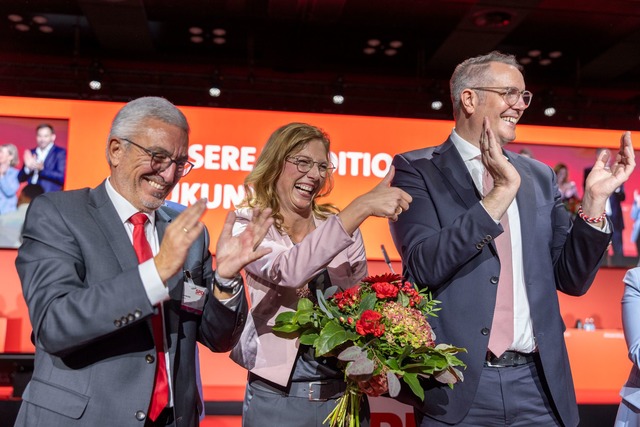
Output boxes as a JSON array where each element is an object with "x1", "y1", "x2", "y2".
[
  {"x1": 482, "y1": 170, "x2": 515, "y2": 357},
  {"x1": 129, "y1": 212, "x2": 169, "y2": 421}
]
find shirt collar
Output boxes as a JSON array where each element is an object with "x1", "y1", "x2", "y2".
[
  {"x1": 450, "y1": 128, "x2": 481, "y2": 162},
  {"x1": 105, "y1": 177, "x2": 156, "y2": 226}
]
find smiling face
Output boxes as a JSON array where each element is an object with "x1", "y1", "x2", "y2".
[
  {"x1": 473, "y1": 62, "x2": 528, "y2": 145},
  {"x1": 108, "y1": 118, "x2": 188, "y2": 212},
  {"x1": 276, "y1": 138, "x2": 329, "y2": 216},
  {"x1": 36, "y1": 126, "x2": 56, "y2": 150}
]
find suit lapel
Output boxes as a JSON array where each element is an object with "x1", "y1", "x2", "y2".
[
  {"x1": 509, "y1": 153, "x2": 537, "y2": 266},
  {"x1": 87, "y1": 181, "x2": 139, "y2": 272},
  {"x1": 431, "y1": 139, "x2": 481, "y2": 210}
]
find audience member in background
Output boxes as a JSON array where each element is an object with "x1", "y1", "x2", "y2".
[
  {"x1": 631, "y1": 190, "x2": 640, "y2": 266},
  {"x1": 390, "y1": 50, "x2": 635, "y2": 427},
  {"x1": 518, "y1": 147, "x2": 534, "y2": 158},
  {"x1": 14, "y1": 97, "x2": 274, "y2": 427},
  {"x1": 585, "y1": 148, "x2": 626, "y2": 263},
  {"x1": 0, "y1": 183, "x2": 44, "y2": 248},
  {"x1": 230, "y1": 122, "x2": 411, "y2": 427},
  {"x1": 615, "y1": 267, "x2": 640, "y2": 426},
  {"x1": 554, "y1": 162, "x2": 580, "y2": 217},
  {"x1": 0, "y1": 143, "x2": 20, "y2": 214},
  {"x1": 18, "y1": 123, "x2": 67, "y2": 192}
]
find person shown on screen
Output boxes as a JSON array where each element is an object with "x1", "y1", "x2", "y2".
[
  {"x1": 389, "y1": 51, "x2": 635, "y2": 427},
  {"x1": 18, "y1": 123, "x2": 67, "y2": 192},
  {"x1": 0, "y1": 183, "x2": 44, "y2": 248},
  {"x1": 14, "y1": 97, "x2": 274, "y2": 427},
  {"x1": 615, "y1": 267, "x2": 640, "y2": 426},
  {"x1": 0, "y1": 143, "x2": 20, "y2": 214},
  {"x1": 229, "y1": 122, "x2": 411, "y2": 426},
  {"x1": 554, "y1": 162, "x2": 580, "y2": 217}
]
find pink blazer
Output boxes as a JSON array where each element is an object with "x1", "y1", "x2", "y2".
[{"x1": 230, "y1": 207, "x2": 367, "y2": 386}]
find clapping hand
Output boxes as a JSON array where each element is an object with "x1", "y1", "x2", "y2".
[
  {"x1": 582, "y1": 131, "x2": 635, "y2": 217},
  {"x1": 215, "y1": 207, "x2": 273, "y2": 279}
]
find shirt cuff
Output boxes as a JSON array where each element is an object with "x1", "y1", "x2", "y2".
[
  {"x1": 139, "y1": 259, "x2": 170, "y2": 305},
  {"x1": 213, "y1": 271, "x2": 244, "y2": 308},
  {"x1": 585, "y1": 217, "x2": 612, "y2": 233}
]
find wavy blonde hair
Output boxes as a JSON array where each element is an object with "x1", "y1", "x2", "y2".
[{"x1": 241, "y1": 123, "x2": 338, "y2": 233}]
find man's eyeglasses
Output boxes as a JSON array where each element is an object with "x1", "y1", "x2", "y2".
[
  {"x1": 121, "y1": 138, "x2": 194, "y2": 177},
  {"x1": 470, "y1": 87, "x2": 533, "y2": 108},
  {"x1": 285, "y1": 156, "x2": 335, "y2": 176}
]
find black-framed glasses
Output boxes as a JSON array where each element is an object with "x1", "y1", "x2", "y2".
[
  {"x1": 121, "y1": 138, "x2": 194, "y2": 177},
  {"x1": 285, "y1": 156, "x2": 335, "y2": 176},
  {"x1": 470, "y1": 87, "x2": 533, "y2": 108}
]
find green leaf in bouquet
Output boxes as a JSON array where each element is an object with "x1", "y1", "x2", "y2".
[
  {"x1": 397, "y1": 291, "x2": 410, "y2": 307},
  {"x1": 299, "y1": 329, "x2": 319, "y2": 346},
  {"x1": 316, "y1": 290, "x2": 337, "y2": 319},
  {"x1": 323, "y1": 285, "x2": 339, "y2": 299},
  {"x1": 357, "y1": 292, "x2": 377, "y2": 314},
  {"x1": 274, "y1": 311, "x2": 295, "y2": 325},
  {"x1": 338, "y1": 345, "x2": 366, "y2": 362},
  {"x1": 315, "y1": 319, "x2": 359, "y2": 356},
  {"x1": 296, "y1": 298, "x2": 314, "y2": 311},
  {"x1": 402, "y1": 372, "x2": 425, "y2": 401},
  {"x1": 345, "y1": 355, "x2": 374, "y2": 379},
  {"x1": 297, "y1": 310, "x2": 316, "y2": 326},
  {"x1": 272, "y1": 323, "x2": 301, "y2": 334},
  {"x1": 385, "y1": 357, "x2": 400, "y2": 371},
  {"x1": 387, "y1": 371, "x2": 402, "y2": 397}
]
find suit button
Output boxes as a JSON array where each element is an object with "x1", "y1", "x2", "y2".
[
  {"x1": 135, "y1": 411, "x2": 146, "y2": 421},
  {"x1": 485, "y1": 235, "x2": 493, "y2": 241},
  {"x1": 127, "y1": 314, "x2": 135, "y2": 322},
  {"x1": 481, "y1": 328, "x2": 490, "y2": 336},
  {"x1": 134, "y1": 310, "x2": 142, "y2": 319},
  {"x1": 121, "y1": 316, "x2": 128, "y2": 325},
  {"x1": 146, "y1": 354, "x2": 155, "y2": 363},
  {"x1": 476, "y1": 243, "x2": 483, "y2": 250},
  {"x1": 114, "y1": 319, "x2": 122, "y2": 328},
  {"x1": 490, "y1": 276, "x2": 499, "y2": 284}
]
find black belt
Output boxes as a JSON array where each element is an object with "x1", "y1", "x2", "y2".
[
  {"x1": 485, "y1": 350, "x2": 536, "y2": 368},
  {"x1": 249, "y1": 373, "x2": 346, "y2": 401}
]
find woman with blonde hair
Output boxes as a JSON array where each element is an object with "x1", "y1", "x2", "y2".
[
  {"x1": 0, "y1": 143, "x2": 20, "y2": 214},
  {"x1": 230, "y1": 122, "x2": 411, "y2": 426}
]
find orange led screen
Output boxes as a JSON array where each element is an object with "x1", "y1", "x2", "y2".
[{"x1": 0, "y1": 96, "x2": 635, "y2": 261}]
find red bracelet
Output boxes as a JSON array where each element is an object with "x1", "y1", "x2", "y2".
[{"x1": 577, "y1": 205, "x2": 607, "y2": 224}]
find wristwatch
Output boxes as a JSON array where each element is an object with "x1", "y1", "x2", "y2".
[{"x1": 213, "y1": 272, "x2": 242, "y2": 294}]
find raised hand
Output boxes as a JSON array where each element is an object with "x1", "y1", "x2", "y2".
[
  {"x1": 479, "y1": 117, "x2": 520, "y2": 221},
  {"x1": 582, "y1": 131, "x2": 635, "y2": 217},
  {"x1": 215, "y1": 207, "x2": 274, "y2": 279},
  {"x1": 154, "y1": 198, "x2": 208, "y2": 282},
  {"x1": 338, "y1": 166, "x2": 412, "y2": 234}
]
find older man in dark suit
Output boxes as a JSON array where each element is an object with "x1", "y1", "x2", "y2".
[
  {"x1": 390, "y1": 51, "x2": 635, "y2": 426},
  {"x1": 15, "y1": 97, "x2": 273, "y2": 427}
]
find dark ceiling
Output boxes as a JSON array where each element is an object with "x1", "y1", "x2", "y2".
[{"x1": 1, "y1": 0, "x2": 640, "y2": 130}]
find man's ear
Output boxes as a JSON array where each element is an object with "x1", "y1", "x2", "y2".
[
  {"x1": 460, "y1": 88, "x2": 476, "y2": 115},
  {"x1": 107, "y1": 138, "x2": 124, "y2": 166}
]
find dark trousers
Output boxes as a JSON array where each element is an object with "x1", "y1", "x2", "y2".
[{"x1": 416, "y1": 360, "x2": 562, "y2": 427}]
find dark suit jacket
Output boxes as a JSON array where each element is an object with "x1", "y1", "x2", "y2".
[
  {"x1": 14, "y1": 180, "x2": 247, "y2": 427},
  {"x1": 18, "y1": 144, "x2": 67, "y2": 192},
  {"x1": 390, "y1": 139, "x2": 610, "y2": 427}
]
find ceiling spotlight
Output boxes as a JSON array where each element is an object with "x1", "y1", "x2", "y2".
[
  {"x1": 363, "y1": 47, "x2": 376, "y2": 55},
  {"x1": 208, "y1": 70, "x2": 222, "y2": 97},
  {"x1": 89, "y1": 61, "x2": 104, "y2": 91},
  {"x1": 32, "y1": 15, "x2": 47, "y2": 24},
  {"x1": 528, "y1": 49, "x2": 541, "y2": 57},
  {"x1": 15, "y1": 23, "x2": 29, "y2": 32},
  {"x1": 539, "y1": 58, "x2": 552, "y2": 66},
  {"x1": 519, "y1": 57, "x2": 532, "y2": 65},
  {"x1": 8, "y1": 14, "x2": 23, "y2": 23},
  {"x1": 384, "y1": 48, "x2": 397, "y2": 56},
  {"x1": 332, "y1": 77, "x2": 344, "y2": 105},
  {"x1": 544, "y1": 107, "x2": 556, "y2": 117},
  {"x1": 431, "y1": 100, "x2": 443, "y2": 111},
  {"x1": 213, "y1": 37, "x2": 226, "y2": 45},
  {"x1": 39, "y1": 25, "x2": 53, "y2": 33},
  {"x1": 549, "y1": 51, "x2": 563, "y2": 59},
  {"x1": 367, "y1": 39, "x2": 381, "y2": 47},
  {"x1": 389, "y1": 40, "x2": 403, "y2": 48},
  {"x1": 212, "y1": 28, "x2": 226, "y2": 36},
  {"x1": 189, "y1": 26, "x2": 203, "y2": 35},
  {"x1": 190, "y1": 35, "x2": 204, "y2": 43}
]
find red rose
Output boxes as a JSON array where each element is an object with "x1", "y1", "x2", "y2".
[
  {"x1": 372, "y1": 281, "x2": 399, "y2": 299},
  {"x1": 356, "y1": 310, "x2": 385, "y2": 337}
]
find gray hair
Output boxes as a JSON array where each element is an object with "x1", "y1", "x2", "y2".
[
  {"x1": 449, "y1": 51, "x2": 522, "y2": 118},
  {"x1": 2, "y1": 143, "x2": 19, "y2": 167},
  {"x1": 107, "y1": 97, "x2": 189, "y2": 163}
]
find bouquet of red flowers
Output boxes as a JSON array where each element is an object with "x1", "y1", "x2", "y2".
[{"x1": 273, "y1": 273, "x2": 466, "y2": 427}]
